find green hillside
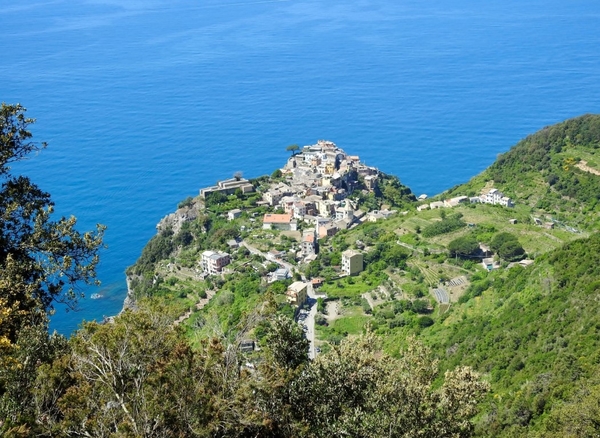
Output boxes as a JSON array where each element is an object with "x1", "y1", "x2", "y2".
[
  {"x1": 447, "y1": 114, "x2": 600, "y2": 230},
  {"x1": 424, "y1": 232, "x2": 600, "y2": 436},
  {"x1": 119, "y1": 116, "x2": 600, "y2": 436},
  {"x1": 6, "y1": 105, "x2": 600, "y2": 436}
]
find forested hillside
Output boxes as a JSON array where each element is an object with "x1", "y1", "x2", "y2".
[
  {"x1": 449, "y1": 114, "x2": 600, "y2": 229},
  {"x1": 427, "y1": 232, "x2": 600, "y2": 436}
]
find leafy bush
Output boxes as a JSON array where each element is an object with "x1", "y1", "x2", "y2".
[
  {"x1": 490, "y1": 232, "x2": 526, "y2": 261},
  {"x1": 418, "y1": 316, "x2": 434, "y2": 328},
  {"x1": 177, "y1": 196, "x2": 194, "y2": 209},
  {"x1": 216, "y1": 290, "x2": 235, "y2": 306},
  {"x1": 412, "y1": 299, "x2": 430, "y2": 314},
  {"x1": 315, "y1": 313, "x2": 328, "y2": 326}
]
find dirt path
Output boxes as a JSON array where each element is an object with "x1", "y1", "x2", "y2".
[
  {"x1": 325, "y1": 301, "x2": 341, "y2": 323},
  {"x1": 174, "y1": 289, "x2": 217, "y2": 326},
  {"x1": 576, "y1": 160, "x2": 600, "y2": 176}
]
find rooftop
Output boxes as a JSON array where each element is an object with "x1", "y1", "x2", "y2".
[{"x1": 263, "y1": 213, "x2": 292, "y2": 224}]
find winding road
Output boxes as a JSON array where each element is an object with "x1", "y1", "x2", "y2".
[{"x1": 241, "y1": 240, "x2": 317, "y2": 359}]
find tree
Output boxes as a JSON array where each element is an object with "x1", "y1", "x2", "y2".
[
  {"x1": 271, "y1": 169, "x2": 283, "y2": 179},
  {"x1": 286, "y1": 144, "x2": 299, "y2": 156},
  {"x1": 448, "y1": 235, "x2": 480, "y2": 258},
  {"x1": 489, "y1": 232, "x2": 518, "y2": 253},
  {"x1": 0, "y1": 103, "x2": 105, "y2": 429},
  {"x1": 498, "y1": 240, "x2": 526, "y2": 262},
  {"x1": 35, "y1": 308, "x2": 225, "y2": 436},
  {"x1": 0, "y1": 103, "x2": 105, "y2": 317},
  {"x1": 289, "y1": 333, "x2": 489, "y2": 437},
  {"x1": 490, "y1": 232, "x2": 525, "y2": 261},
  {"x1": 548, "y1": 381, "x2": 600, "y2": 436},
  {"x1": 263, "y1": 315, "x2": 309, "y2": 370}
]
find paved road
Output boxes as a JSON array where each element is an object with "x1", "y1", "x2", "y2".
[
  {"x1": 242, "y1": 240, "x2": 318, "y2": 359},
  {"x1": 241, "y1": 241, "x2": 296, "y2": 273},
  {"x1": 305, "y1": 282, "x2": 317, "y2": 359}
]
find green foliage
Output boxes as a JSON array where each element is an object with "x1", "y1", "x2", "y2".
[
  {"x1": 316, "y1": 297, "x2": 326, "y2": 313},
  {"x1": 315, "y1": 313, "x2": 328, "y2": 326},
  {"x1": 0, "y1": 104, "x2": 105, "y2": 427},
  {"x1": 433, "y1": 232, "x2": 600, "y2": 435},
  {"x1": 448, "y1": 235, "x2": 480, "y2": 258},
  {"x1": 216, "y1": 290, "x2": 235, "y2": 306},
  {"x1": 128, "y1": 230, "x2": 174, "y2": 276},
  {"x1": 286, "y1": 144, "x2": 300, "y2": 155},
  {"x1": 177, "y1": 196, "x2": 194, "y2": 209},
  {"x1": 490, "y1": 232, "x2": 526, "y2": 261},
  {"x1": 290, "y1": 334, "x2": 488, "y2": 437},
  {"x1": 36, "y1": 308, "x2": 229, "y2": 436},
  {"x1": 375, "y1": 174, "x2": 417, "y2": 207},
  {"x1": 418, "y1": 316, "x2": 434, "y2": 327},
  {"x1": 271, "y1": 168, "x2": 283, "y2": 179},
  {"x1": 364, "y1": 241, "x2": 410, "y2": 268},
  {"x1": 412, "y1": 299, "x2": 430, "y2": 314},
  {"x1": 490, "y1": 232, "x2": 518, "y2": 252},
  {"x1": 487, "y1": 114, "x2": 600, "y2": 219},
  {"x1": 0, "y1": 105, "x2": 105, "y2": 315},
  {"x1": 498, "y1": 239, "x2": 526, "y2": 261},
  {"x1": 352, "y1": 173, "x2": 416, "y2": 210},
  {"x1": 263, "y1": 315, "x2": 309, "y2": 369},
  {"x1": 422, "y1": 213, "x2": 466, "y2": 237},
  {"x1": 361, "y1": 297, "x2": 372, "y2": 314}
]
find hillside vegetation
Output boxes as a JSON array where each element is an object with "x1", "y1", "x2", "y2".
[
  {"x1": 448, "y1": 114, "x2": 600, "y2": 230},
  {"x1": 6, "y1": 113, "x2": 600, "y2": 436},
  {"x1": 111, "y1": 115, "x2": 600, "y2": 437},
  {"x1": 427, "y1": 232, "x2": 600, "y2": 436}
]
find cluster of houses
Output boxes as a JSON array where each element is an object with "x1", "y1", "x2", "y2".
[
  {"x1": 417, "y1": 187, "x2": 514, "y2": 211},
  {"x1": 260, "y1": 140, "x2": 381, "y2": 243},
  {"x1": 193, "y1": 141, "x2": 379, "y2": 308}
]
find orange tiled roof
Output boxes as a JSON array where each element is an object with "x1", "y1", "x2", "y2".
[{"x1": 263, "y1": 213, "x2": 292, "y2": 224}]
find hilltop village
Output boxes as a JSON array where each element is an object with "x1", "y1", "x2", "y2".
[
  {"x1": 192, "y1": 140, "x2": 386, "y2": 313},
  {"x1": 186, "y1": 140, "x2": 519, "y2": 291},
  {"x1": 200, "y1": 139, "x2": 389, "y2": 239},
  {"x1": 129, "y1": 139, "x2": 543, "y2": 345}
]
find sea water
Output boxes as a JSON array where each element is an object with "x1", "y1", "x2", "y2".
[{"x1": 2, "y1": 0, "x2": 600, "y2": 335}]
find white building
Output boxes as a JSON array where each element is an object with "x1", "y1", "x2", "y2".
[
  {"x1": 481, "y1": 188, "x2": 514, "y2": 207},
  {"x1": 227, "y1": 209, "x2": 242, "y2": 221},
  {"x1": 201, "y1": 250, "x2": 231, "y2": 275},
  {"x1": 342, "y1": 250, "x2": 363, "y2": 276},
  {"x1": 270, "y1": 268, "x2": 290, "y2": 282},
  {"x1": 301, "y1": 229, "x2": 316, "y2": 255}
]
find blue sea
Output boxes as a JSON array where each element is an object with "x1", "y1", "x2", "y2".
[{"x1": 2, "y1": 0, "x2": 600, "y2": 335}]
